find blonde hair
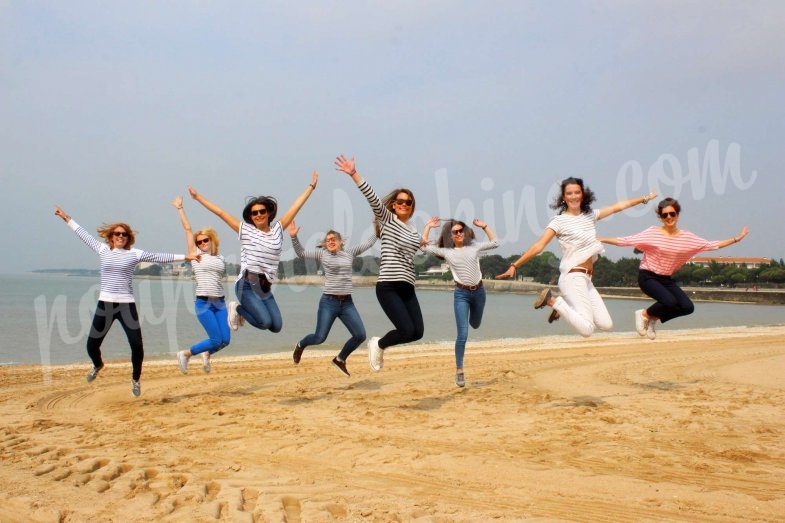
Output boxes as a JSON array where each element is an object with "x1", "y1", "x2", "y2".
[
  {"x1": 194, "y1": 227, "x2": 220, "y2": 255},
  {"x1": 97, "y1": 223, "x2": 135, "y2": 249}
]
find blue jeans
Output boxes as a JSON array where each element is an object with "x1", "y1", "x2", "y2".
[
  {"x1": 299, "y1": 294, "x2": 367, "y2": 361},
  {"x1": 638, "y1": 270, "x2": 694, "y2": 323},
  {"x1": 234, "y1": 279, "x2": 283, "y2": 333},
  {"x1": 190, "y1": 297, "x2": 231, "y2": 355},
  {"x1": 453, "y1": 286, "x2": 486, "y2": 369}
]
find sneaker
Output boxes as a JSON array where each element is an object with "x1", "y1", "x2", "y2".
[
  {"x1": 227, "y1": 301, "x2": 241, "y2": 331},
  {"x1": 201, "y1": 352, "x2": 211, "y2": 373},
  {"x1": 131, "y1": 379, "x2": 141, "y2": 397},
  {"x1": 86, "y1": 364, "x2": 104, "y2": 383},
  {"x1": 646, "y1": 318, "x2": 657, "y2": 340},
  {"x1": 293, "y1": 343, "x2": 304, "y2": 365},
  {"x1": 332, "y1": 357, "x2": 350, "y2": 377},
  {"x1": 455, "y1": 372, "x2": 465, "y2": 388},
  {"x1": 547, "y1": 310, "x2": 560, "y2": 323},
  {"x1": 534, "y1": 288, "x2": 552, "y2": 309},
  {"x1": 177, "y1": 350, "x2": 189, "y2": 374},
  {"x1": 367, "y1": 336, "x2": 383, "y2": 372},
  {"x1": 634, "y1": 309, "x2": 649, "y2": 336}
]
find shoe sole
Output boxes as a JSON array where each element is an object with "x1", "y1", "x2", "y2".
[{"x1": 534, "y1": 288, "x2": 551, "y2": 309}]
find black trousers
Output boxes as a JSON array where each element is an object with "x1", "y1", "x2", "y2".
[
  {"x1": 87, "y1": 301, "x2": 144, "y2": 380},
  {"x1": 638, "y1": 270, "x2": 695, "y2": 324},
  {"x1": 375, "y1": 281, "x2": 424, "y2": 349}
]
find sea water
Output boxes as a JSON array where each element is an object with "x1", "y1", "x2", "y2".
[{"x1": 1, "y1": 273, "x2": 783, "y2": 366}]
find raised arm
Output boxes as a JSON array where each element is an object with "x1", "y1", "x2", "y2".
[
  {"x1": 188, "y1": 185, "x2": 241, "y2": 233},
  {"x1": 335, "y1": 155, "x2": 390, "y2": 223},
  {"x1": 278, "y1": 171, "x2": 318, "y2": 230},
  {"x1": 422, "y1": 216, "x2": 441, "y2": 244},
  {"x1": 716, "y1": 226, "x2": 750, "y2": 249},
  {"x1": 54, "y1": 205, "x2": 72, "y2": 224},
  {"x1": 597, "y1": 190, "x2": 657, "y2": 220},
  {"x1": 496, "y1": 228, "x2": 556, "y2": 279},
  {"x1": 171, "y1": 196, "x2": 196, "y2": 254},
  {"x1": 335, "y1": 155, "x2": 363, "y2": 186},
  {"x1": 473, "y1": 218, "x2": 496, "y2": 242}
]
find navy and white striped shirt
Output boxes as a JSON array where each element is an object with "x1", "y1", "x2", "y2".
[
  {"x1": 191, "y1": 254, "x2": 226, "y2": 298},
  {"x1": 358, "y1": 181, "x2": 421, "y2": 285},
  {"x1": 291, "y1": 234, "x2": 377, "y2": 295},
  {"x1": 69, "y1": 220, "x2": 184, "y2": 303},
  {"x1": 237, "y1": 221, "x2": 283, "y2": 282}
]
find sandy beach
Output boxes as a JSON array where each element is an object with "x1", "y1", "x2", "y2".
[{"x1": 1, "y1": 326, "x2": 784, "y2": 522}]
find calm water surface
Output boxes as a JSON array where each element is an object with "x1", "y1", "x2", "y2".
[{"x1": 1, "y1": 274, "x2": 783, "y2": 366}]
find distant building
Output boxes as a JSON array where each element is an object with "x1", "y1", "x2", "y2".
[
  {"x1": 688, "y1": 256, "x2": 770, "y2": 269},
  {"x1": 420, "y1": 263, "x2": 451, "y2": 278}
]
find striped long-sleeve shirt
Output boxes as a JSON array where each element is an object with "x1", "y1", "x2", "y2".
[
  {"x1": 291, "y1": 234, "x2": 377, "y2": 295},
  {"x1": 358, "y1": 181, "x2": 421, "y2": 285},
  {"x1": 237, "y1": 221, "x2": 283, "y2": 282},
  {"x1": 614, "y1": 226, "x2": 720, "y2": 276},
  {"x1": 69, "y1": 220, "x2": 185, "y2": 303},
  {"x1": 421, "y1": 239, "x2": 500, "y2": 286}
]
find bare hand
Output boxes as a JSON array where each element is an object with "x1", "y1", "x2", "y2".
[
  {"x1": 310, "y1": 171, "x2": 319, "y2": 188},
  {"x1": 737, "y1": 226, "x2": 749, "y2": 241},
  {"x1": 54, "y1": 206, "x2": 70, "y2": 223},
  {"x1": 427, "y1": 216, "x2": 440, "y2": 228},
  {"x1": 187, "y1": 185, "x2": 199, "y2": 200},
  {"x1": 185, "y1": 253, "x2": 202, "y2": 262},
  {"x1": 171, "y1": 196, "x2": 183, "y2": 209},
  {"x1": 472, "y1": 218, "x2": 486, "y2": 229},
  {"x1": 287, "y1": 220, "x2": 300, "y2": 237},
  {"x1": 496, "y1": 266, "x2": 515, "y2": 280},
  {"x1": 334, "y1": 155, "x2": 356, "y2": 176}
]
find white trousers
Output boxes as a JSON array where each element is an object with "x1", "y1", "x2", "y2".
[{"x1": 553, "y1": 272, "x2": 613, "y2": 337}]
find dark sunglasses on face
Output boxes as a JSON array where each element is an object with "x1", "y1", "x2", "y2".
[
  {"x1": 451, "y1": 228, "x2": 464, "y2": 235},
  {"x1": 196, "y1": 238, "x2": 210, "y2": 245},
  {"x1": 250, "y1": 208, "x2": 267, "y2": 216},
  {"x1": 112, "y1": 231, "x2": 129, "y2": 237},
  {"x1": 660, "y1": 211, "x2": 678, "y2": 218},
  {"x1": 394, "y1": 199, "x2": 413, "y2": 207}
]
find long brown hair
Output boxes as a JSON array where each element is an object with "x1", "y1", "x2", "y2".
[{"x1": 375, "y1": 188, "x2": 415, "y2": 237}]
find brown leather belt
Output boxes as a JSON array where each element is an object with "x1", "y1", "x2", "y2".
[
  {"x1": 455, "y1": 281, "x2": 483, "y2": 291},
  {"x1": 325, "y1": 294, "x2": 353, "y2": 302},
  {"x1": 568, "y1": 267, "x2": 593, "y2": 277}
]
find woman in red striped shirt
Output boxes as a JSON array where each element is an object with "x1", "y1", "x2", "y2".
[{"x1": 600, "y1": 197, "x2": 749, "y2": 339}]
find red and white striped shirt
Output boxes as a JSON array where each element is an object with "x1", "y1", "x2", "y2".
[{"x1": 615, "y1": 226, "x2": 719, "y2": 276}]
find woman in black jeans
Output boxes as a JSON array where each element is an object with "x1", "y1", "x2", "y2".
[{"x1": 335, "y1": 154, "x2": 424, "y2": 372}]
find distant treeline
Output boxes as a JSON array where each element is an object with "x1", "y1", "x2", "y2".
[{"x1": 38, "y1": 254, "x2": 785, "y2": 288}]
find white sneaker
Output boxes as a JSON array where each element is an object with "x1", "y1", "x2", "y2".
[
  {"x1": 646, "y1": 318, "x2": 657, "y2": 340},
  {"x1": 201, "y1": 352, "x2": 211, "y2": 373},
  {"x1": 177, "y1": 350, "x2": 189, "y2": 374},
  {"x1": 131, "y1": 379, "x2": 141, "y2": 397},
  {"x1": 367, "y1": 336, "x2": 383, "y2": 372},
  {"x1": 634, "y1": 309, "x2": 649, "y2": 336},
  {"x1": 227, "y1": 301, "x2": 240, "y2": 331}
]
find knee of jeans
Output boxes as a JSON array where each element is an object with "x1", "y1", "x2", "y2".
[
  {"x1": 354, "y1": 332, "x2": 367, "y2": 344},
  {"x1": 269, "y1": 323, "x2": 282, "y2": 333}
]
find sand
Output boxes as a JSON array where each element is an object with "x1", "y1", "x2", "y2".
[{"x1": 1, "y1": 326, "x2": 784, "y2": 522}]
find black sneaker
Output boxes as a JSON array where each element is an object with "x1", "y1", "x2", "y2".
[
  {"x1": 332, "y1": 357, "x2": 350, "y2": 377},
  {"x1": 86, "y1": 364, "x2": 104, "y2": 383},
  {"x1": 548, "y1": 310, "x2": 560, "y2": 323},
  {"x1": 293, "y1": 343, "x2": 304, "y2": 364}
]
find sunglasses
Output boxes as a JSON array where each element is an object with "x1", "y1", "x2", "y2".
[
  {"x1": 451, "y1": 228, "x2": 464, "y2": 236},
  {"x1": 250, "y1": 208, "x2": 268, "y2": 217},
  {"x1": 112, "y1": 231, "x2": 129, "y2": 238},
  {"x1": 660, "y1": 211, "x2": 678, "y2": 219},
  {"x1": 394, "y1": 199, "x2": 413, "y2": 207},
  {"x1": 196, "y1": 238, "x2": 210, "y2": 245}
]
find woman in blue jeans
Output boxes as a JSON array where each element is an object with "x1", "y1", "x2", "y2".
[
  {"x1": 287, "y1": 221, "x2": 377, "y2": 376},
  {"x1": 188, "y1": 172, "x2": 318, "y2": 336},
  {"x1": 171, "y1": 196, "x2": 230, "y2": 374},
  {"x1": 421, "y1": 217, "x2": 499, "y2": 387}
]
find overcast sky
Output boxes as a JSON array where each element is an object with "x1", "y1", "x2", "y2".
[{"x1": 1, "y1": 1, "x2": 782, "y2": 274}]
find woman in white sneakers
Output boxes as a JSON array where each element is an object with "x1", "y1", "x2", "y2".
[
  {"x1": 600, "y1": 197, "x2": 749, "y2": 339},
  {"x1": 497, "y1": 177, "x2": 656, "y2": 338},
  {"x1": 188, "y1": 172, "x2": 317, "y2": 337},
  {"x1": 288, "y1": 222, "x2": 377, "y2": 376},
  {"x1": 421, "y1": 217, "x2": 499, "y2": 387},
  {"x1": 171, "y1": 196, "x2": 229, "y2": 374},
  {"x1": 335, "y1": 155, "x2": 424, "y2": 372},
  {"x1": 54, "y1": 205, "x2": 198, "y2": 397}
]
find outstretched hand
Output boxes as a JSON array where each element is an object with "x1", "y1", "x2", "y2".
[
  {"x1": 426, "y1": 216, "x2": 440, "y2": 229},
  {"x1": 472, "y1": 218, "x2": 487, "y2": 229},
  {"x1": 187, "y1": 185, "x2": 199, "y2": 200},
  {"x1": 287, "y1": 220, "x2": 300, "y2": 237},
  {"x1": 171, "y1": 196, "x2": 183, "y2": 209},
  {"x1": 496, "y1": 266, "x2": 515, "y2": 280},
  {"x1": 737, "y1": 226, "x2": 750, "y2": 241},
  {"x1": 334, "y1": 155, "x2": 356, "y2": 176},
  {"x1": 54, "y1": 205, "x2": 70, "y2": 223},
  {"x1": 310, "y1": 171, "x2": 319, "y2": 188}
]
